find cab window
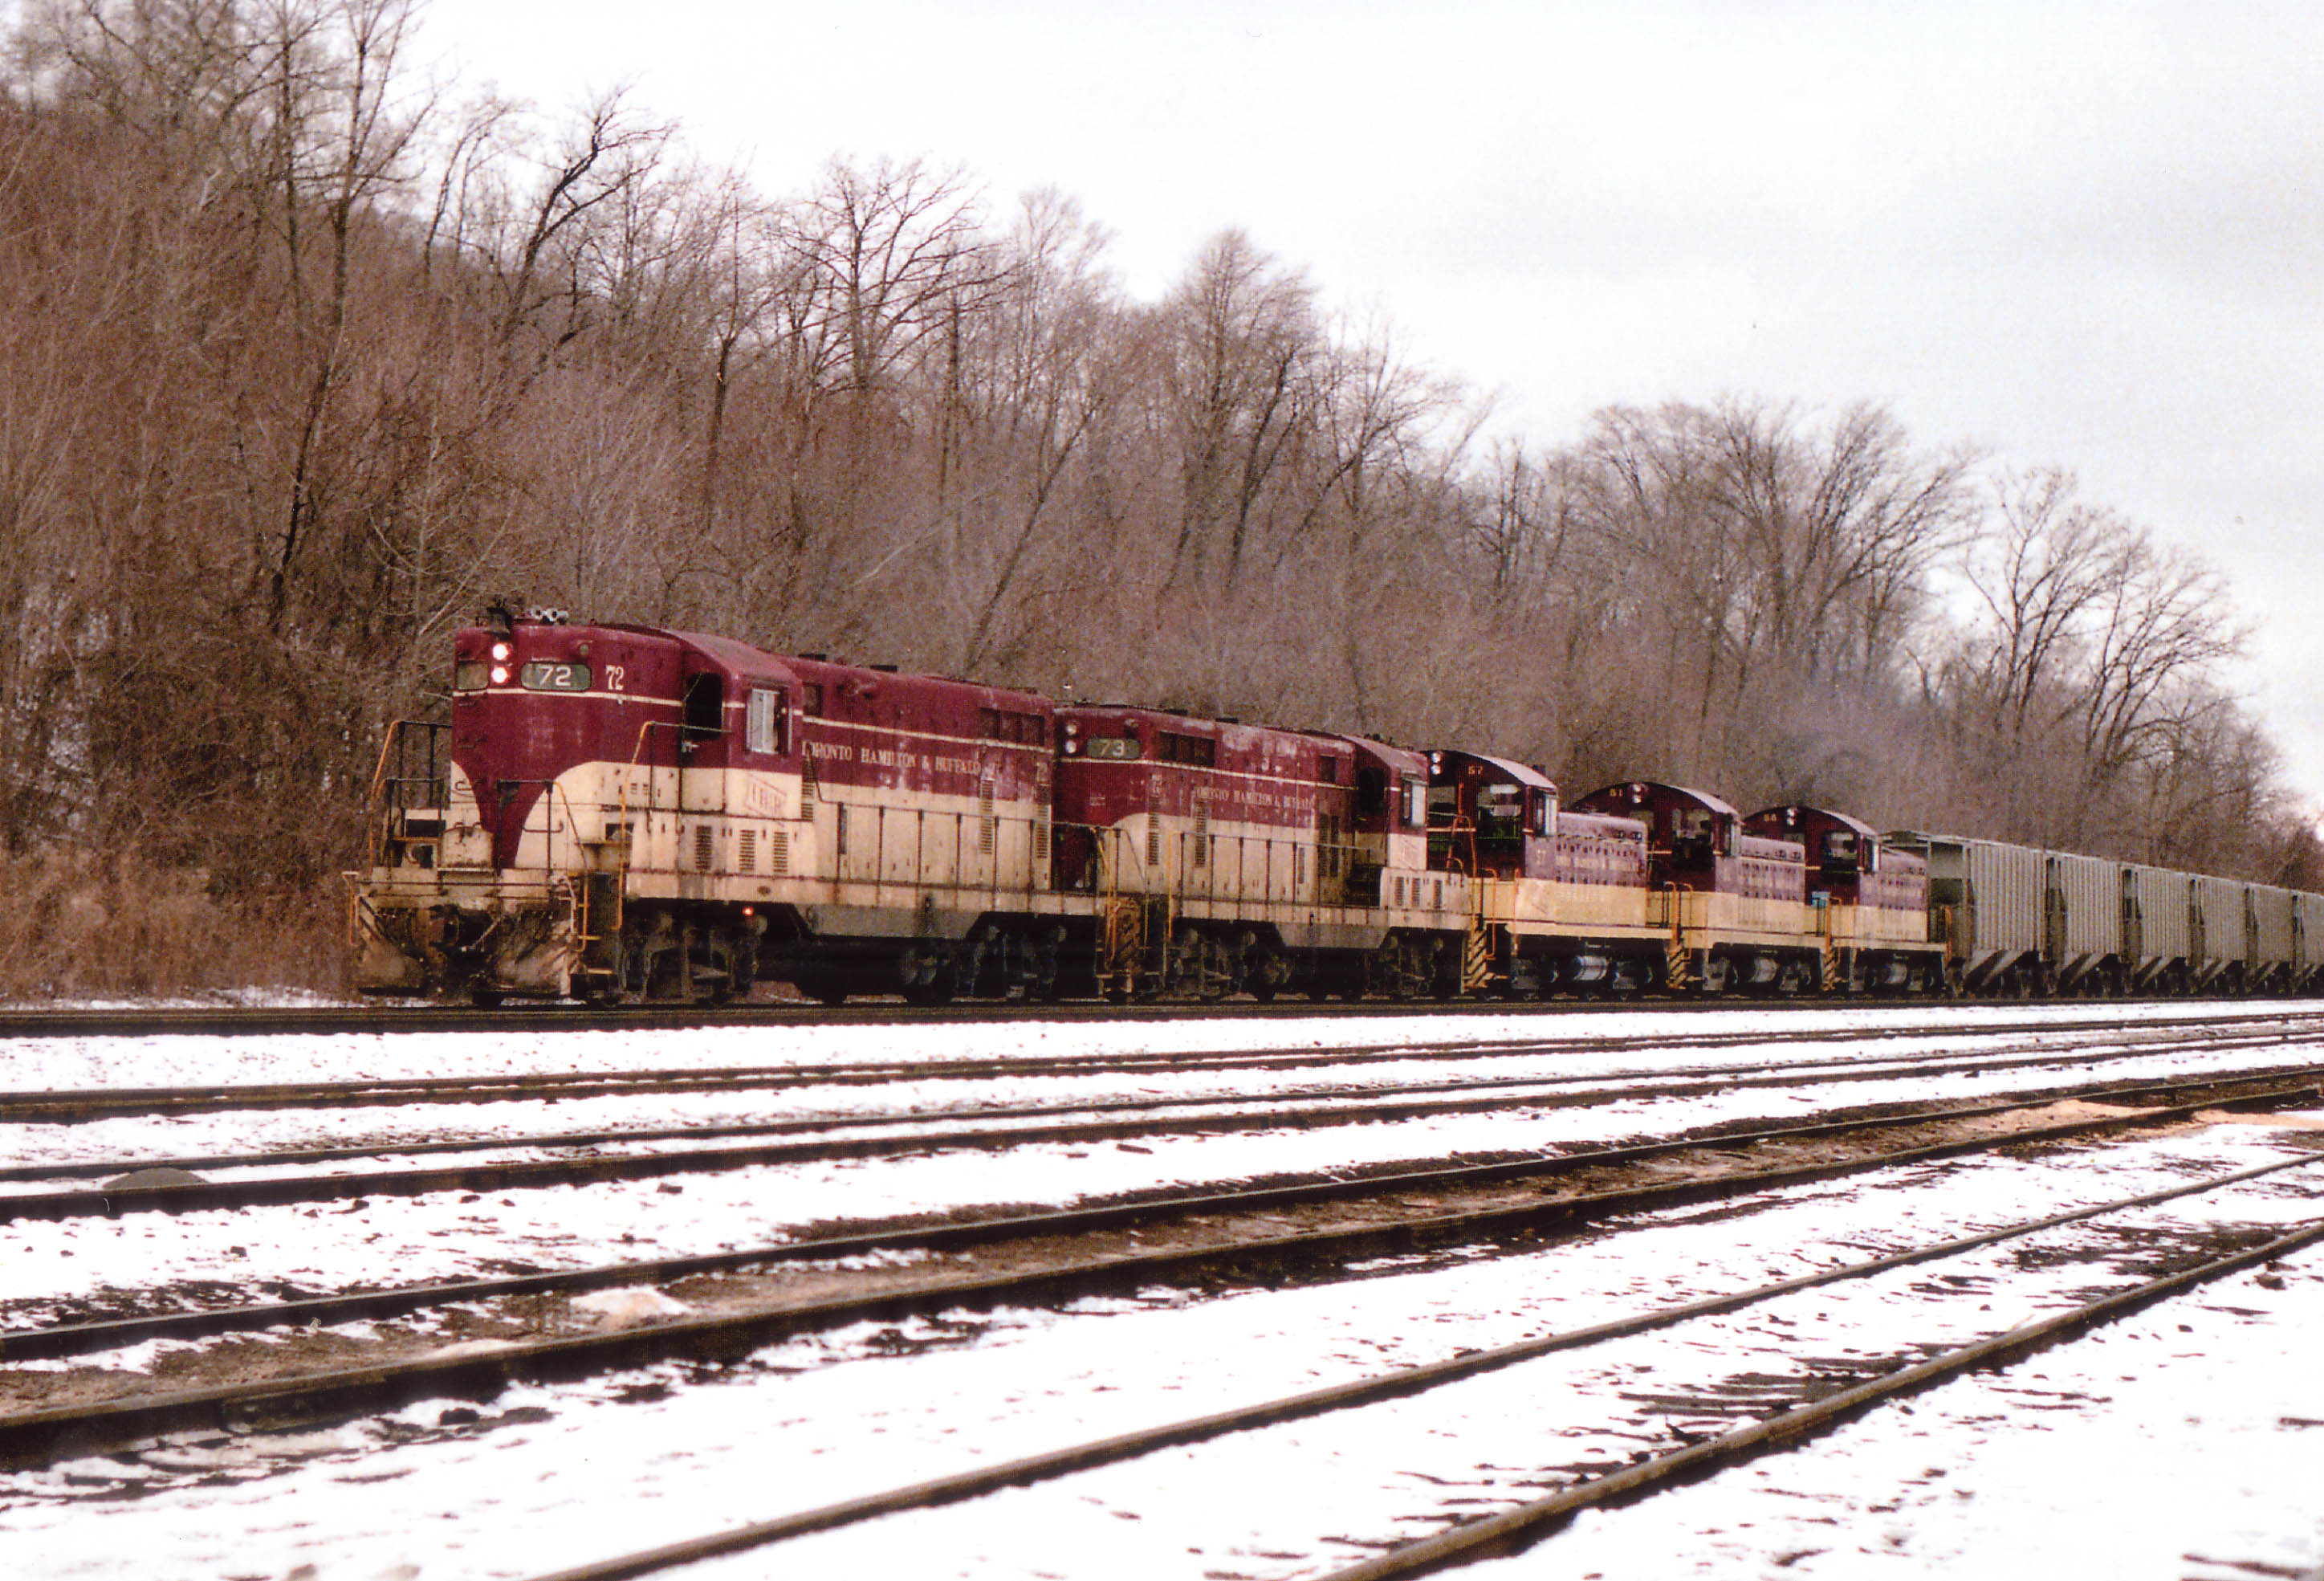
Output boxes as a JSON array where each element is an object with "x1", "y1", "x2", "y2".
[
  {"x1": 682, "y1": 672, "x2": 724, "y2": 744},
  {"x1": 1476, "y1": 783, "x2": 1522, "y2": 838},
  {"x1": 747, "y1": 687, "x2": 786, "y2": 755}
]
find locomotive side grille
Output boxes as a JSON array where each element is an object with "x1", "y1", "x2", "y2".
[
  {"x1": 1033, "y1": 813, "x2": 1050, "y2": 862},
  {"x1": 771, "y1": 829, "x2": 790, "y2": 874},
  {"x1": 801, "y1": 756, "x2": 818, "y2": 804},
  {"x1": 694, "y1": 824, "x2": 715, "y2": 871},
  {"x1": 979, "y1": 780, "x2": 996, "y2": 856},
  {"x1": 1146, "y1": 812, "x2": 1161, "y2": 866},
  {"x1": 738, "y1": 828, "x2": 758, "y2": 873},
  {"x1": 1192, "y1": 807, "x2": 1208, "y2": 869}
]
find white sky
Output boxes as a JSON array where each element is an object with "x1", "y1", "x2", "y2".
[{"x1": 417, "y1": 0, "x2": 2324, "y2": 803}]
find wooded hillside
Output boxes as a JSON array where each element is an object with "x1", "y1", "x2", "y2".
[{"x1": 3, "y1": 0, "x2": 2313, "y2": 994}]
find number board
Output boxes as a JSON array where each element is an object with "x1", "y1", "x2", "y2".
[{"x1": 520, "y1": 661, "x2": 593, "y2": 692}]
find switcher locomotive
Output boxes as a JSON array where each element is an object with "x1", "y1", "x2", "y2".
[{"x1": 352, "y1": 609, "x2": 2324, "y2": 1006}]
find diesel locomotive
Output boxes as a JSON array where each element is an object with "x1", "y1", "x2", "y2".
[{"x1": 351, "y1": 608, "x2": 2324, "y2": 1005}]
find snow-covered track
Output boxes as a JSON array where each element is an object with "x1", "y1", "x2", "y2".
[
  {"x1": 6, "y1": 1023, "x2": 2320, "y2": 1224},
  {"x1": 12, "y1": 1063, "x2": 2316, "y2": 1362},
  {"x1": 515, "y1": 1152, "x2": 2324, "y2": 1581},
  {"x1": 7, "y1": 1070, "x2": 2318, "y2": 1471},
  {"x1": 13, "y1": 1006, "x2": 2322, "y2": 1123}
]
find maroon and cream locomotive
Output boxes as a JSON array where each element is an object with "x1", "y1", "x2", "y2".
[
  {"x1": 356, "y1": 608, "x2": 1468, "y2": 1005},
  {"x1": 354, "y1": 607, "x2": 2324, "y2": 1004}
]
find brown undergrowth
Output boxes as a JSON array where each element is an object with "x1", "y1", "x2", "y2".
[{"x1": 0, "y1": 856, "x2": 349, "y2": 1001}]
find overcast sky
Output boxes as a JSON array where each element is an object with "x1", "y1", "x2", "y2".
[{"x1": 421, "y1": 0, "x2": 2324, "y2": 802}]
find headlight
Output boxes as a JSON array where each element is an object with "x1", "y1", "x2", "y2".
[
  {"x1": 490, "y1": 642, "x2": 511, "y2": 662},
  {"x1": 489, "y1": 666, "x2": 510, "y2": 685}
]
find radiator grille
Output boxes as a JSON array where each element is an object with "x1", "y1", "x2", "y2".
[
  {"x1": 737, "y1": 828, "x2": 757, "y2": 874},
  {"x1": 979, "y1": 780, "x2": 996, "y2": 856},
  {"x1": 1146, "y1": 812, "x2": 1161, "y2": 866},
  {"x1": 771, "y1": 829, "x2": 790, "y2": 874},
  {"x1": 694, "y1": 825, "x2": 715, "y2": 871}
]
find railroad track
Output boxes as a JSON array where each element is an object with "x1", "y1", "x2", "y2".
[
  {"x1": 5, "y1": 1018, "x2": 2318, "y2": 1222},
  {"x1": 11, "y1": 1006, "x2": 2322, "y2": 1124},
  {"x1": 7, "y1": 1066, "x2": 2318, "y2": 1469},
  {"x1": 515, "y1": 1149, "x2": 2324, "y2": 1581},
  {"x1": 6, "y1": 996, "x2": 2322, "y2": 1048},
  {"x1": 10, "y1": 1006, "x2": 2324, "y2": 1575}
]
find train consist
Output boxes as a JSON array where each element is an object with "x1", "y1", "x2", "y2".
[{"x1": 352, "y1": 610, "x2": 2324, "y2": 1006}]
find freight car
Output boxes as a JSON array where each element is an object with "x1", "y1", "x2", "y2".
[
  {"x1": 1884, "y1": 832, "x2": 2324, "y2": 997},
  {"x1": 353, "y1": 608, "x2": 2324, "y2": 1006}
]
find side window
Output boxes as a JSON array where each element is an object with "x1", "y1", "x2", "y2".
[
  {"x1": 747, "y1": 687, "x2": 785, "y2": 756},
  {"x1": 1401, "y1": 776, "x2": 1427, "y2": 829}
]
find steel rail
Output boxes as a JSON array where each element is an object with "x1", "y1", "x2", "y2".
[
  {"x1": 0, "y1": 996, "x2": 2088, "y2": 1041},
  {"x1": 4, "y1": 1029, "x2": 2318, "y2": 1224},
  {"x1": 6, "y1": 994, "x2": 2317, "y2": 1041},
  {"x1": 514, "y1": 1152, "x2": 2324, "y2": 1581},
  {"x1": 14, "y1": 1005, "x2": 2315, "y2": 1122},
  {"x1": 6, "y1": 1018, "x2": 2315, "y2": 1191},
  {"x1": 1319, "y1": 1217, "x2": 2324, "y2": 1579},
  {"x1": 3, "y1": 1075, "x2": 2316, "y2": 1465}
]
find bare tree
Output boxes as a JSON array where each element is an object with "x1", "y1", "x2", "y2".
[{"x1": 1162, "y1": 229, "x2": 1315, "y2": 588}]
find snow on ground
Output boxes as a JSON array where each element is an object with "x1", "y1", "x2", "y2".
[
  {"x1": 2, "y1": 1119, "x2": 2318, "y2": 1580},
  {"x1": 0, "y1": 1008, "x2": 2302, "y2": 1178},
  {"x1": 6, "y1": 998, "x2": 2314, "y2": 1094},
  {"x1": 1485, "y1": 1266, "x2": 2324, "y2": 1579},
  {"x1": 6, "y1": 1030, "x2": 2322, "y2": 1330},
  {"x1": 10, "y1": 1013, "x2": 2324, "y2": 1333}
]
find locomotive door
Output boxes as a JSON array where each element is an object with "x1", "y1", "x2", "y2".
[{"x1": 678, "y1": 666, "x2": 731, "y2": 816}]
